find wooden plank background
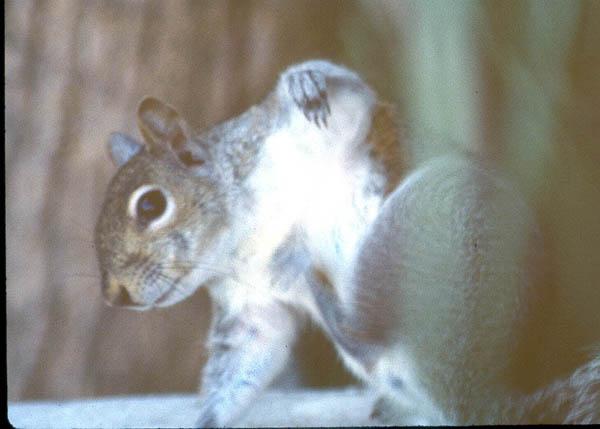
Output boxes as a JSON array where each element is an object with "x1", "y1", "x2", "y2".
[{"x1": 6, "y1": 0, "x2": 600, "y2": 402}]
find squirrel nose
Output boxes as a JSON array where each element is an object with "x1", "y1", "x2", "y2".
[{"x1": 103, "y1": 277, "x2": 137, "y2": 307}]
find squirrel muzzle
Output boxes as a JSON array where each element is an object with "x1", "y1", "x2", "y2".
[{"x1": 102, "y1": 274, "x2": 141, "y2": 308}]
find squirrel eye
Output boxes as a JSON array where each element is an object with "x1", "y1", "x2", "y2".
[{"x1": 136, "y1": 189, "x2": 166, "y2": 224}]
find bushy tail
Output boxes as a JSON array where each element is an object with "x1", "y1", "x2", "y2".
[{"x1": 499, "y1": 355, "x2": 600, "y2": 424}]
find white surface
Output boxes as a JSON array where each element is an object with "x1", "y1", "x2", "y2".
[{"x1": 8, "y1": 388, "x2": 379, "y2": 428}]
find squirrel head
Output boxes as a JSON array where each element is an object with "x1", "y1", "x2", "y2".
[{"x1": 95, "y1": 97, "x2": 231, "y2": 309}]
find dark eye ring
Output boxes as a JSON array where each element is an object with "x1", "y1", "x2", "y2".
[{"x1": 136, "y1": 189, "x2": 167, "y2": 224}]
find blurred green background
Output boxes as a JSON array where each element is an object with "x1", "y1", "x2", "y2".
[{"x1": 6, "y1": 0, "x2": 600, "y2": 401}]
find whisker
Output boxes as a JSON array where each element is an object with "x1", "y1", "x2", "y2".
[
  {"x1": 161, "y1": 261, "x2": 230, "y2": 275},
  {"x1": 160, "y1": 260, "x2": 257, "y2": 290}
]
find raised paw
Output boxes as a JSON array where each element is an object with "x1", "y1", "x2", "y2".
[{"x1": 287, "y1": 69, "x2": 331, "y2": 128}]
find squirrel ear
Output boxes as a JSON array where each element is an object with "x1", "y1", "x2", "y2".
[
  {"x1": 137, "y1": 97, "x2": 208, "y2": 169},
  {"x1": 108, "y1": 132, "x2": 143, "y2": 167},
  {"x1": 137, "y1": 96, "x2": 189, "y2": 150}
]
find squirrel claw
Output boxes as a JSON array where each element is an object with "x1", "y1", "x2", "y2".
[{"x1": 287, "y1": 69, "x2": 331, "y2": 128}]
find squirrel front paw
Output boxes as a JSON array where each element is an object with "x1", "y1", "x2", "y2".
[
  {"x1": 195, "y1": 413, "x2": 218, "y2": 429},
  {"x1": 195, "y1": 395, "x2": 230, "y2": 428},
  {"x1": 369, "y1": 395, "x2": 433, "y2": 426},
  {"x1": 286, "y1": 69, "x2": 331, "y2": 128},
  {"x1": 194, "y1": 413, "x2": 225, "y2": 428}
]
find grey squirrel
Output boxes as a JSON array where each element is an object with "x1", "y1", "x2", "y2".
[{"x1": 95, "y1": 59, "x2": 599, "y2": 425}]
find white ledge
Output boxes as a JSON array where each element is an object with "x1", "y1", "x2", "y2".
[{"x1": 8, "y1": 388, "x2": 379, "y2": 428}]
